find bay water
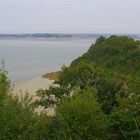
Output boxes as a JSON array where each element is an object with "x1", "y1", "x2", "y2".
[{"x1": 0, "y1": 38, "x2": 96, "y2": 84}]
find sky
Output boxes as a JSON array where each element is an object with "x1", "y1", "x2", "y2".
[{"x1": 0, "y1": 0, "x2": 140, "y2": 34}]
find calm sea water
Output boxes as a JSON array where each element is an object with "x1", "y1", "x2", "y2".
[{"x1": 0, "y1": 38, "x2": 96, "y2": 83}]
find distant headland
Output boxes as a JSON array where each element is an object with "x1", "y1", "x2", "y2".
[{"x1": 0, "y1": 33, "x2": 140, "y2": 40}]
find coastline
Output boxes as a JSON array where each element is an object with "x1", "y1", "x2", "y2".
[
  {"x1": 13, "y1": 76, "x2": 54, "y2": 96},
  {"x1": 13, "y1": 75, "x2": 56, "y2": 115},
  {"x1": 42, "y1": 70, "x2": 61, "y2": 80},
  {"x1": 12, "y1": 66, "x2": 62, "y2": 96}
]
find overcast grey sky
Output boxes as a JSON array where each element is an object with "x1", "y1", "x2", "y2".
[{"x1": 0, "y1": 0, "x2": 140, "y2": 33}]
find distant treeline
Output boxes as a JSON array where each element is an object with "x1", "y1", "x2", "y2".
[
  {"x1": 0, "y1": 33, "x2": 100, "y2": 39},
  {"x1": 0, "y1": 33, "x2": 140, "y2": 39}
]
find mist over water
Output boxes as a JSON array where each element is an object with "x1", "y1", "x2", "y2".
[{"x1": 0, "y1": 38, "x2": 96, "y2": 83}]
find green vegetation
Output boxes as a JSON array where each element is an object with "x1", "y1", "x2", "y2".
[
  {"x1": 0, "y1": 62, "x2": 49, "y2": 140},
  {"x1": 0, "y1": 36, "x2": 140, "y2": 139},
  {"x1": 42, "y1": 71, "x2": 61, "y2": 80}
]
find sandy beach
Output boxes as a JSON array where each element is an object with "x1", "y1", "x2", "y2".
[
  {"x1": 13, "y1": 76, "x2": 54, "y2": 97},
  {"x1": 12, "y1": 76, "x2": 55, "y2": 115}
]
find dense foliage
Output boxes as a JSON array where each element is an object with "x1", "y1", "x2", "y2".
[
  {"x1": 108, "y1": 95, "x2": 140, "y2": 140},
  {"x1": 71, "y1": 36, "x2": 140, "y2": 93},
  {"x1": 0, "y1": 36, "x2": 140, "y2": 139},
  {"x1": 0, "y1": 63, "x2": 50, "y2": 140},
  {"x1": 35, "y1": 36, "x2": 140, "y2": 140}
]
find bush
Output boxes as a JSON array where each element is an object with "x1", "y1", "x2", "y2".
[
  {"x1": 46, "y1": 88, "x2": 107, "y2": 140},
  {"x1": 107, "y1": 95, "x2": 140, "y2": 140}
]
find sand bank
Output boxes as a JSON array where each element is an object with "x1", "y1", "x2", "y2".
[
  {"x1": 12, "y1": 76, "x2": 55, "y2": 115},
  {"x1": 13, "y1": 76, "x2": 54, "y2": 96}
]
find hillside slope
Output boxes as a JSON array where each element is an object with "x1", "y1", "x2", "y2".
[
  {"x1": 71, "y1": 36, "x2": 140, "y2": 92},
  {"x1": 35, "y1": 36, "x2": 140, "y2": 140}
]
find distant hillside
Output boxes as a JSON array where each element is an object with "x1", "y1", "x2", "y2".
[
  {"x1": 0, "y1": 33, "x2": 140, "y2": 40},
  {"x1": 0, "y1": 33, "x2": 101, "y2": 39},
  {"x1": 71, "y1": 36, "x2": 140, "y2": 92}
]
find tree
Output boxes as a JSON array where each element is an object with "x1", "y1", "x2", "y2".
[
  {"x1": 95, "y1": 36, "x2": 105, "y2": 45},
  {"x1": 0, "y1": 62, "x2": 40, "y2": 140},
  {"x1": 107, "y1": 95, "x2": 140, "y2": 140},
  {"x1": 0, "y1": 60, "x2": 10, "y2": 105},
  {"x1": 45, "y1": 88, "x2": 107, "y2": 140}
]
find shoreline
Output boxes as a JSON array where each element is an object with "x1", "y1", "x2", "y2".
[
  {"x1": 12, "y1": 67, "x2": 62, "y2": 95},
  {"x1": 42, "y1": 70, "x2": 61, "y2": 80},
  {"x1": 13, "y1": 76, "x2": 54, "y2": 96},
  {"x1": 13, "y1": 75, "x2": 56, "y2": 115}
]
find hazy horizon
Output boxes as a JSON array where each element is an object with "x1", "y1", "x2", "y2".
[
  {"x1": 0, "y1": 0, "x2": 140, "y2": 34},
  {"x1": 0, "y1": 32, "x2": 140, "y2": 35}
]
